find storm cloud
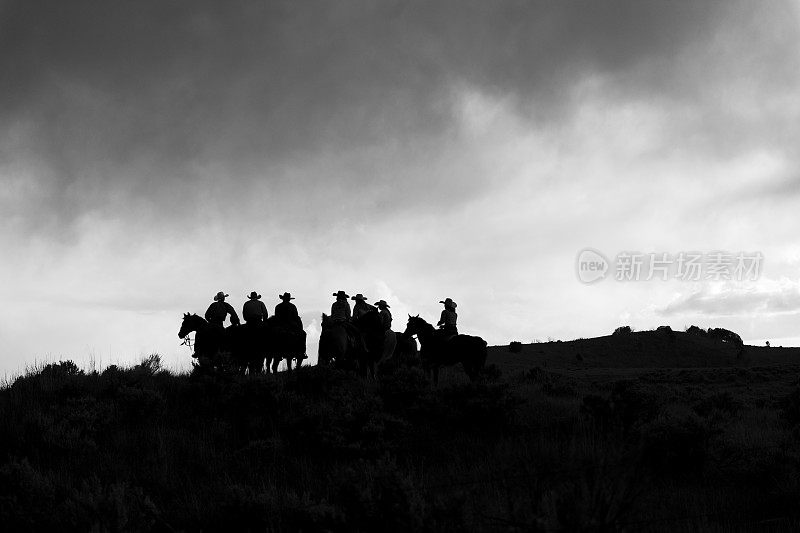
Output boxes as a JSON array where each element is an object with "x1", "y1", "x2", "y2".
[{"x1": 4, "y1": 0, "x2": 796, "y2": 230}]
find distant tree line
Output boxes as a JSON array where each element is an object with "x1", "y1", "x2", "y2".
[{"x1": 609, "y1": 324, "x2": 744, "y2": 348}]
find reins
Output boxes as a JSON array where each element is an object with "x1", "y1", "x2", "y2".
[{"x1": 181, "y1": 335, "x2": 194, "y2": 349}]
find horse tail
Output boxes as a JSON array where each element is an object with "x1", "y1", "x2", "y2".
[
  {"x1": 318, "y1": 326, "x2": 343, "y2": 365},
  {"x1": 382, "y1": 330, "x2": 397, "y2": 363},
  {"x1": 463, "y1": 336, "x2": 487, "y2": 381},
  {"x1": 477, "y1": 338, "x2": 488, "y2": 371}
]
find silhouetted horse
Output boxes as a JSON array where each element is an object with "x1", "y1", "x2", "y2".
[
  {"x1": 180, "y1": 313, "x2": 233, "y2": 372},
  {"x1": 318, "y1": 314, "x2": 359, "y2": 370},
  {"x1": 353, "y1": 310, "x2": 390, "y2": 378},
  {"x1": 264, "y1": 316, "x2": 307, "y2": 373},
  {"x1": 318, "y1": 311, "x2": 387, "y2": 377},
  {"x1": 237, "y1": 322, "x2": 269, "y2": 374},
  {"x1": 179, "y1": 313, "x2": 263, "y2": 374},
  {"x1": 392, "y1": 331, "x2": 419, "y2": 366},
  {"x1": 403, "y1": 315, "x2": 487, "y2": 385}
]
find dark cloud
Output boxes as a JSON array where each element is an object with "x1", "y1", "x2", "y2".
[{"x1": 1, "y1": 0, "x2": 797, "y2": 236}]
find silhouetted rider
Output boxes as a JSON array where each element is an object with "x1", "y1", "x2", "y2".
[
  {"x1": 351, "y1": 294, "x2": 376, "y2": 321},
  {"x1": 330, "y1": 290, "x2": 366, "y2": 352},
  {"x1": 331, "y1": 290, "x2": 351, "y2": 323},
  {"x1": 205, "y1": 291, "x2": 241, "y2": 327},
  {"x1": 437, "y1": 298, "x2": 458, "y2": 335},
  {"x1": 376, "y1": 299, "x2": 392, "y2": 331},
  {"x1": 242, "y1": 291, "x2": 268, "y2": 324},
  {"x1": 275, "y1": 292, "x2": 307, "y2": 361},
  {"x1": 275, "y1": 292, "x2": 303, "y2": 330}
]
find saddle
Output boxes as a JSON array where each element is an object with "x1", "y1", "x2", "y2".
[{"x1": 435, "y1": 328, "x2": 458, "y2": 344}]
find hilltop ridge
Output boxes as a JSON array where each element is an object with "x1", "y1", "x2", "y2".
[{"x1": 489, "y1": 328, "x2": 800, "y2": 372}]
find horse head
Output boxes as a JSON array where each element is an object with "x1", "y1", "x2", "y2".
[
  {"x1": 179, "y1": 313, "x2": 205, "y2": 339},
  {"x1": 403, "y1": 314, "x2": 429, "y2": 337}
]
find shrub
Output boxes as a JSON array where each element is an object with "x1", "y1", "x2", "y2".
[
  {"x1": 508, "y1": 341, "x2": 522, "y2": 353},
  {"x1": 40, "y1": 360, "x2": 83, "y2": 377},
  {"x1": 280, "y1": 379, "x2": 399, "y2": 460},
  {"x1": 707, "y1": 327, "x2": 744, "y2": 348},
  {"x1": 283, "y1": 365, "x2": 358, "y2": 399},
  {"x1": 536, "y1": 460, "x2": 640, "y2": 531},
  {"x1": 0, "y1": 458, "x2": 56, "y2": 529},
  {"x1": 12, "y1": 360, "x2": 89, "y2": 401},
  {"x1": 136, "y1": 353, "x2": 162, "y2": 376},
  {"x1": 685, "y1": 325, "x2": 707, "y2": 337},
  {"x1": 480, "y1": 363, "x2": 502, "y2": 382},
  {"x1": 116, "y1": 386, "x2": 165, "y2": 422},
  {"x1": 0, "y1": 460, "x2": 158, "y2": 531},
  {"x1": 612, "y1": 326, "x2": 632, "y2": 336},
  {"x1": 379, "y1": 367, "x2": 430, "y2": 413},
  {"x1": 609, "y1": 380, "x2": 659, "y2": 430},
  {"x1": 521, "y1": 367, "x2": 576, "y2": 396},
  {"x1": 580, "y1": 394, "x2": 614, "y2": 427},
  {"x1": 331, "y1": 456, "x2": 426, "y2": 532},
  {"x1": 656, "y1": 325, "x2": 675, "y2": 340},
  {"x1": 693, "y1": 391, "x2": 742, "y2": 419},
  {"x1": 639, "y1": 405, "x2": 710, "y2": 477},
  {"x1": 425, "y1": 382, "x2": 521, "y2": 436},
  {"x1": 779, "y1": 387, "x2": 800, "y2": 426}
]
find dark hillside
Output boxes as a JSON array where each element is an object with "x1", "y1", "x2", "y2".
[
  {"x1": 2, "y1": 344, "x2": 800, "y2": 531},
  {"x1": 490, "y1": 330, "x2": 800, "y2": 372}
]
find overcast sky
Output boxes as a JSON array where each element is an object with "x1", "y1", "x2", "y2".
[{"x1": 2, "y1": 0, "x2": 800, "y2": 374}]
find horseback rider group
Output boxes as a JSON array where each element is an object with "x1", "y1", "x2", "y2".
[
  {"x1": 185, "y1": 289, "x2": 477, "y2": 381},
  {"x1": 205, "y1": 290, "x2": 304, "y2": 331},
  {"x1": 186, "y1": 289, "x2": 469, "y2": 378},
  {"x1": 325, "y1": 292, "x2": 455, "y2": 358},
  {"x1": 328, "y1": 292, "x2": 452, "y2": 331},
  {"x1": 202, "y1": 289, "x2": 458, "y2": 336},
  {"x1": 195, "y1": 290, "x2": 308, "y2": 370}
]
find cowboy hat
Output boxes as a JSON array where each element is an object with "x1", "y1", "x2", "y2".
[
  {"x1": 375, "y1": 300, "x2": 390, "y2": 308},
  {"x1": 351, "y1": 294, "x2": 367, "y2": 301},
  {"x1": 439, "y1": 298, "x2": 456, "y2": 308},
  {"x1": 332, "y1": 290, "x2": 349, "y2": 298},
  {"x1": 214, "y1": 291, "x2": 229, "y2": 301},
  {"x1": 279, "y1": 292, "x2": 295, "y2": 300},
  {"x1": 247, "y1": 291, "x2": 261, "y2": 300}
]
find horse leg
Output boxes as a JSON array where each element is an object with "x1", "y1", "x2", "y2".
[
  {"x1": 197, "y1": 355, "x2": 212, "y2": 371},
  {"x1": 285, "y1": 356, "x2": 293, "y2": 373},
  {"x1": 248, "y1": 356, "x2": 263, "y2": 375},
  {"x1": 271, "y1": 356, "x2": 280, "y2": 374},
  {"x1": 464, "y1": 362, "x2": 475, "y2": 382}
]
